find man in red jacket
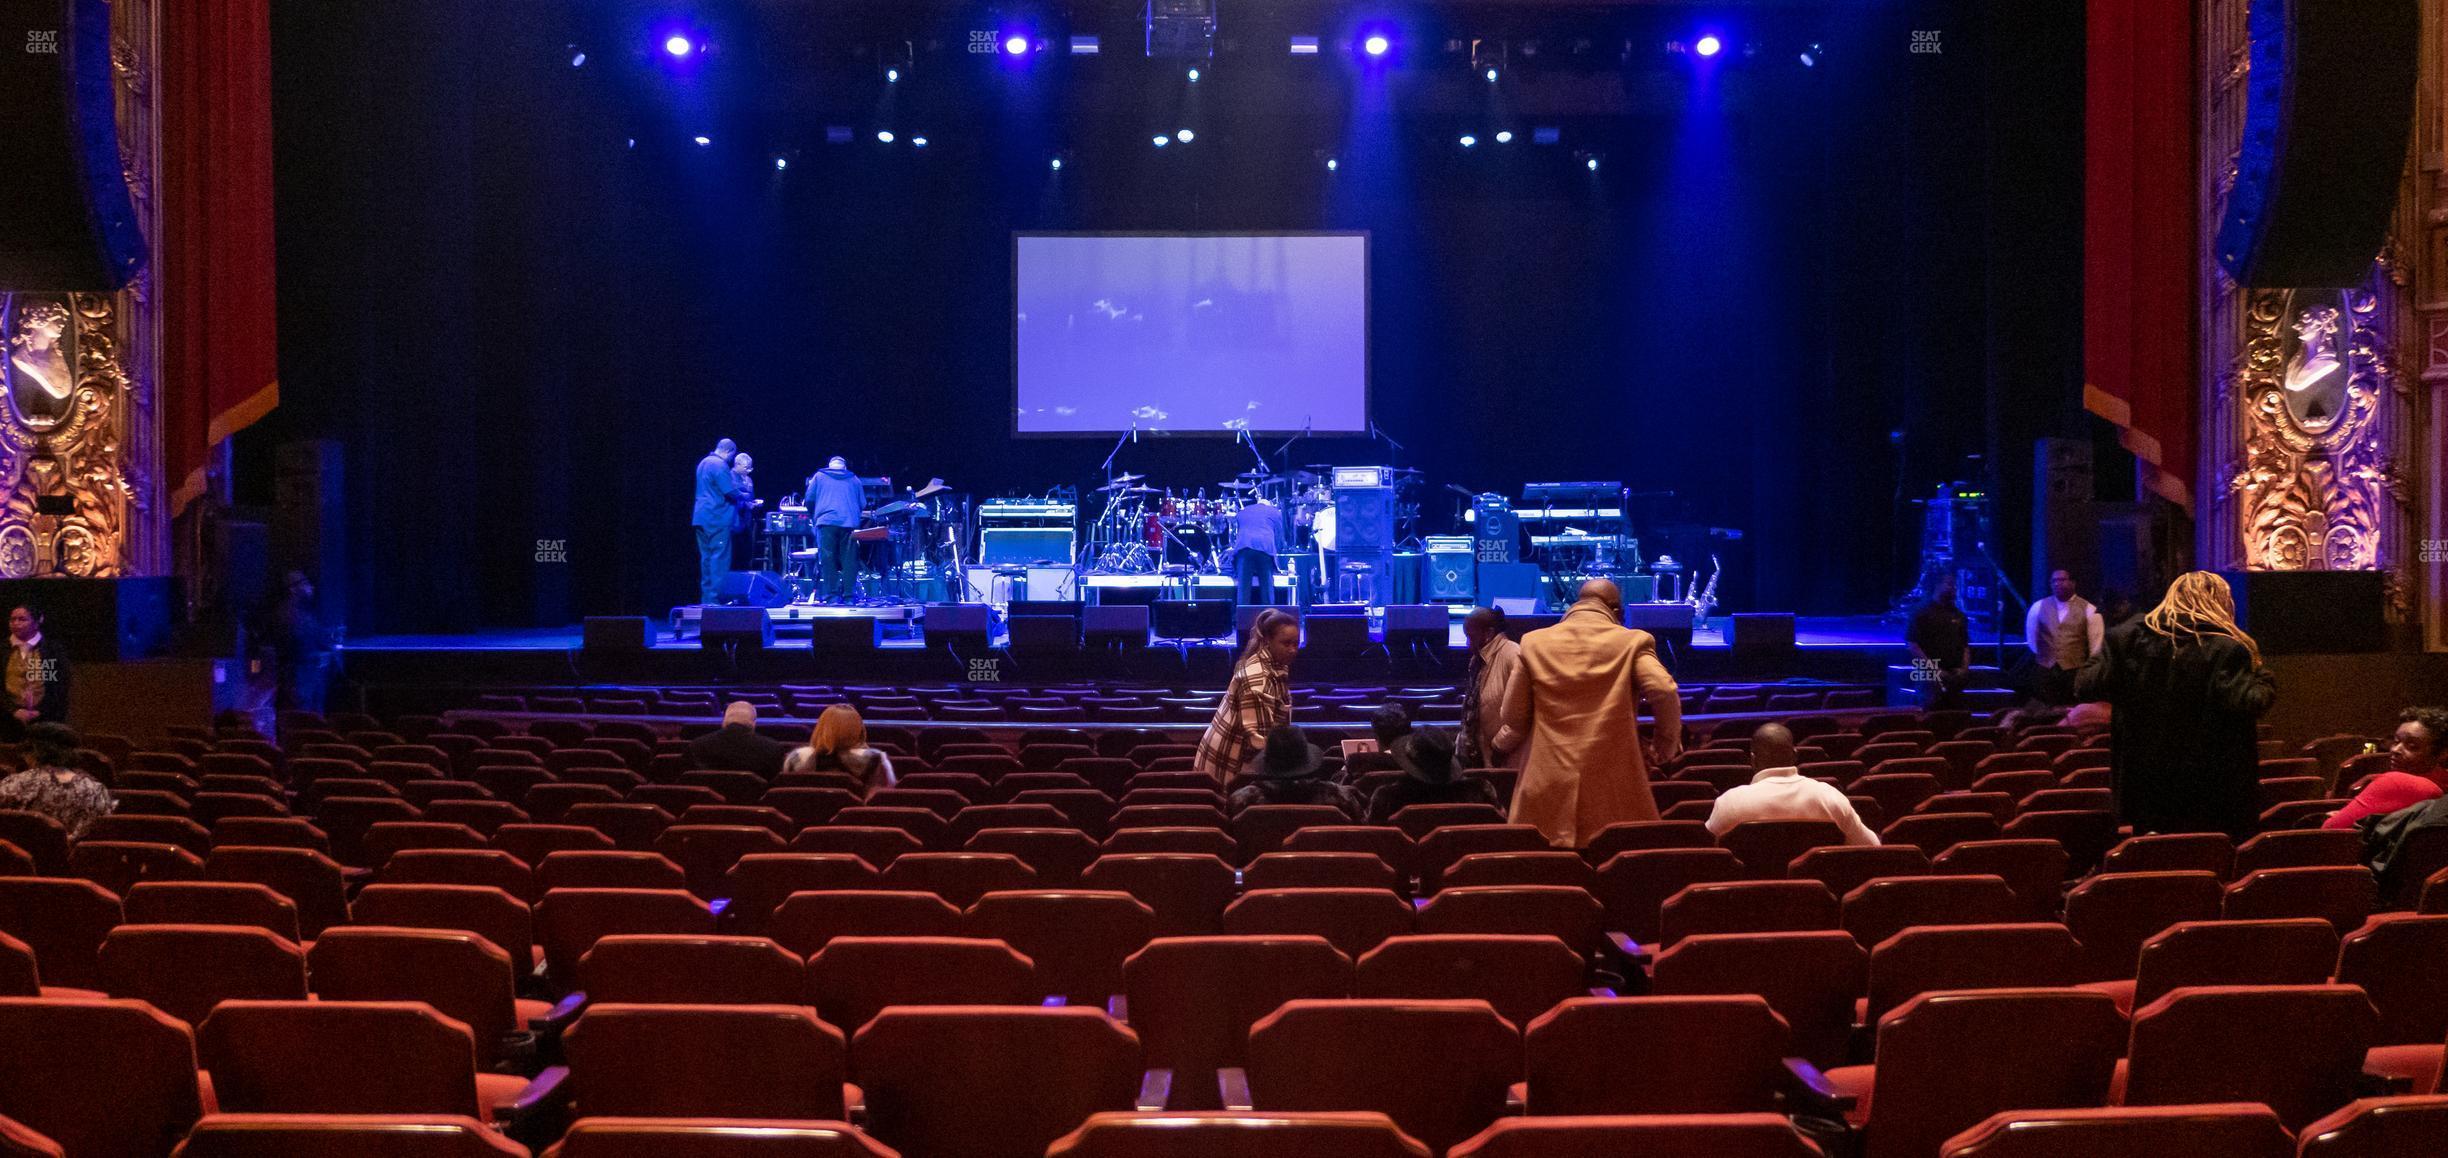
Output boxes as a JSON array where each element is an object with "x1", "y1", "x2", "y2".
[{"x1": 2325, "y1": 707, "x2": 2448, "y2": 830}]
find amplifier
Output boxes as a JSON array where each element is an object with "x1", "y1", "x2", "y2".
[
  {"x1": 980, "y1": 527, "x2": 1075, "y2": 566},
  {"x1": 977, "y1": 500, "x2": 1076, "y2": 524},
  {"x1": 1426, "y1": 544, "x2": 1475, "y2": 602},
  {"x1": 1023, "y1": 565, "x2": 1078, "y2": 602}
]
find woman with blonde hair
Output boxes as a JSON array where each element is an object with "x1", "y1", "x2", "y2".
[
  {"x1": 2076, "y1": 571, "x2": 2276, "y2": 838},
  {"x1": 782, "y1": 703, "x2": 897, "y2": 796}
]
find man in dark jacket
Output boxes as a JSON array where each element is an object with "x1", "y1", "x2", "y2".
[
  {"x1": 687, "y1": 701, "x2": 794, "y2": 778},
  {"x1": 1366, "y1": 729, "x2": 1501, "y2": 824},
  {"x1": 1228, "y1": 726, "x2": 1362, "y2": 818},
  {"x1": 804, "y1": 456, "x2": 865, "y2": 604},
  {"x1": 692, "y1": 439, "x2": 740, "y2": 604}
]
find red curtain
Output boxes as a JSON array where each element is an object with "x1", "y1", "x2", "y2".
[
  {"x1": 2084, "y1": 0, "x2": 2197, "y2": 510},
  {"x1": 160, "y1": 0, "x2": 279, "y2": 513}
]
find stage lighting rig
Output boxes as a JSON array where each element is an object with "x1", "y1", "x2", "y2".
[{"x1": 1146, "y1": 0, "x2": 1216, "y2": 60}]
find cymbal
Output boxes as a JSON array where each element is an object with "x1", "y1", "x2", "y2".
[
  {"x1": 1096, "y1": 477, "x2": 1147, "y2": 493},
  {"x1": 1218, "y1": 481, "x2": 1259, "y2": 492},
  {"x1": 912, "y1": 478, "x2": 949, "y2": 499},
  {"x1": 868, "y1": 501, "x2": 918, "y2": 518},
  {"x1": 1235, "y1": 470, "x2": 1276, "y2": 481}
]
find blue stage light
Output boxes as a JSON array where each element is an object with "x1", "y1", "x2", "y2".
[
  {"x1": 1004, "y1": 34, "x2": 1031, "y2": 56},
  {"x1": 911, "y1": 136, "x2": 928, "y2": 148},
  {"x1": 1363, "y1": 35, "x2": 1389, "y2": 57},
  {"x1": 570, "y1": 50, "x2": 587, "y2": 68},
  {"x1": 664, "y1": 34, "x2": 694, "y2": 58},
  {"x1": 1175, "y1": 129, "x2": 1194, "y2": 143},
  {"x1": 1187, "y1": 67, "x2": 1201, "y2": 82},
  {"x1": 1152, "y1": 135, "x2": 1170, "y2": 148},
  {"x1": 1495, "y1": 130, "x2": 1513, "y2": 144},
  {"x1": 692, "y1": 135, "x2": 710, "y2": 146},
  {"x1": 773, "y1": 156, "x2": 787, "y2": 170},
  {"x1": 1050, "y1": 157, "x2": 1063, "y2": 170},
  {"x1": 1485, "y1": 67, "x2": 1498, "y2": 83},
  {"x1": 876, "y1": 130, "x2": 895, "y2": 144},
  {"x1": 1694, "y1": 35, "x2": 1722, "y2": 57},
  {"x1": 1458, "y1": 134, "x2": 1476, "y2": 148},
  {"x1": 1326, "y1": 157, "x2": 1338, "y2": 171},
  {"x1": 1587, "y1": 156, "x2": 1600, "y2": 171},
  {"x1": 886, "y1": 67, "x2": 900, "y2": 82}
]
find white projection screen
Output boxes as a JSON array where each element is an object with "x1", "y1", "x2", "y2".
[{"x1": 1013, "y1": 232, "x2": 1369, "y2": 435}]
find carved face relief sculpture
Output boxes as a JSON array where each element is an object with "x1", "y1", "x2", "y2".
[
  {"x1": 3, "y1": 295, "x2": 76, "y2": 432},
  {"x1": 2278, "y1": 292, "x2": 2349, "y2": 434}
]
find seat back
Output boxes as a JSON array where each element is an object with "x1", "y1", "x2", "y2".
[
  {"x1": 1448, "y1": 1115, "x2": 1824, "y2": 1158},
  {"x1": 533, "y1": 887, "x2": 716, "y2": 989},
  {"x1": 767, "y1": 890, "x2": 965, "y2": 956},
  {"x1": 1438, "y1": 852, "x2": 1599, "y2": 894},
  {"x1": 1659, "y1": 880, "x2": 1841, "y2": 947},
  {"x1": 1524, "y1": 996, "x2": 1787, "y2": 1115},
  {"x1": 963, "y1": 828, "x2": 1104, "y2": 886},
  {"x1": 205, "y1": 846, "x2": 350, "y2": 937},
  {"x1": 1417, "y1": 886, "x2": 1606, "y2": 956},
  {"x1": 2129, "y1": 918, "x2": 2341, "y2": 1010},
  {"x1": 2222, "y1": 867, "x2": 2378, "y2": 933},
  {"x1": 1931, "y1": 841, "x2": 2071, "y2": 919},
  {"x1": 2124, "y1": 984, "x2": 2380, "y2": 1132},
  {"x1": 1650, "y1": 932, "x2": 1866, "y2": 1068},
  {"x1": 1246, "y1": 999, "x2": 1520, "y2": 1158},
  {"x1": 1354, "y1": 934, "x2": 1585, "y2": 1027},
  {"x1": 1841, "y1": 874, "x2": 2024, "y2": 949},
  {"x1": 537, "y1": 851, "x2": 686, "y2": 892},
  {"x1": 1222, "y1": 888, "x2": 1416, "y2": 960},
  {"x1": 2061, "y1": 871, "x2": 2226, "y2": 982},
  {"x1": 721, "y1": 854, "x2": 880, "y2": 934},
  {"x1": 852, "y1": 1006, "x2": 1143, "y2": 1158},
  {"x1": 1243, "y1": 851, "x2": 1399, "y2": 892},
  {"x1": 197, "y1": 998, "x2": 485, "y2": 1116},
  {"x1": 1861, "y1": 988, "x2": 2127, "y2": 1158},
  {"x1": 965, "y1": 890, "x2": 1154, "y2": 1004},
  {"x1": 0, "y1": 813, "x2": 68, "y2": 875},
  {"x1": 174, "y1": 1112, "x2": 530, "y2": 1156},
  {"x1": 789, "y1": 825, "x2": 923, "y2": 868},
  {"x1": 1079, "y1": 854, "x2": 1240, "y2": 938},
  {"x1": 349, "y1": 884, "x2": 536, "y2": 977},
  {"x1": 566, "y1": 1002, "x2": 848, "y2": 1120},
  {"x1": 1119, "y1": 935, "x2": 1353, "y2": 1109},
  {"x1": 1939, "y1": 1105, "x2": 2293, "y2": 1158},
  {"x1": 1413, "y1": 825, "x2": 1554, "y2": 889},
  {"x1": 580, "y1": 934, "x2": 806, "y2": 1005},
  {"x1": 381, "y1": 849, "x2": 537, "y2": 901},
  {"x1": 123, "y1": 881, "x2": 301, "y2": 941},
  {"x1": 99, "y1": 924, "x2": 307, "y2": 1026},
  {"x1": 544, "y1": 1117, "x2": 895, "y2": 1157},
  {"x1": 2232, "y1": 829, "x2": 2365, "y2": 875},
  {"x1": 1865, "y1": 923, "x2": 2081, "y2": 1024},
  {"x1": 308, "y1": 926, "x2": 521, "y2": 1067},
  {"x1": 0, "y1": 997, "x2": 201, "y2": 1157},
  {"x1": 66, "y1": 841, "x2": 205, "y2": 898},
  {"x1": 1592, "y1": 848, "x2": 1748, "y2": 945},
  {"x1": 2100, "y1": 832, "x2": 2235, "y2": 878},
  {"x1": 2334, "y1": 913, "x2": 2448, "y2": 1046},
  {"x1": 1786, "y1": 845, "x2": 1931, "y2": 902},
  {"x1": 1049, "y1": 1110, "x2": 1429, "y2": 1158},
  {"x1": 1717, "y1": 820, "x2": 1846, "y2": 878},
  {"x1": 878, "y1": 853, "x2": 1037, "y2": 908},
  {"x1": 2295, "y1": 1095, "x2": 2448, "y2": 1158},
  {"x1": 1282, "y1": 826, "x2": 1420, "y2": 878},
  {"x1": 655, "y1": 825, "x2": 791, "y2": 898}
]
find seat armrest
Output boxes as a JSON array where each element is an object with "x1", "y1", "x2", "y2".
[
  {"x1": 1041, "y1": 995, "x2": 1068, "y2": 1008},
  {"x1": 2358, "y1": 1069, "x2": 2416, "y2": 1097},
  {"x1": 1780, "y1": 1056, "x2": 1856, "y2": 1115},
  {"x1": 1587, "y1": 987, "x2": 1618, "y2": 998},
  {"x1": 1217, "y1": 1067, "x2": 1253, "y2": 1112},
  {"x1": 1135, "y1": 1069, "x2": 1173, "y2": 1112},
  {"x1": 494, "y1": 1064, "x2": 571, "y2": 1148},
  {"x1": 532, "y1": 991, "x2": 586, "y2": 1032},
  {"x1": 1107, "y1": 994, "x2": 1130, "y2": 1022},
  {"x1": 844, "y1": 1081, "x2": 866, "y2": 1127}
]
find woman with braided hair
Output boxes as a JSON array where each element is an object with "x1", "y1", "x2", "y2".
[{"x1": 2076, "y1": 571, "x2": 2277, "y2": 839}]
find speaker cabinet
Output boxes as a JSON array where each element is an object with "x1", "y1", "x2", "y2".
[
  {"x1": 808, "y1": 615, "x2": 880, "y2": 653},
  {"x1": 923, "y1": 603, "x2": 994, "y2": 652},
  {"x1": 1235, "y1": 604, "x2": 1299, "y2": 646},
  {"x1": 1083, "y1": 604, "x2": 1150, "y2": 647},
  {"x1": 1426, "y1": 548, "x2": 1475, "y2": 601},
  {"x1": 0, "y1": 0, "x2": 147, "y2": 290},
  {"x1": 1007, "y1": 616, "x2": 1079, "y2": 651},
  {"x1": 2215, "y1": 0, "x2": 2420, "y2": 287},
  {"x1": 1333, "y1": 487, "x2": 1394, "y2": 553},
  {"x1": 1301, "y1": 612, "x2": 1372, "y2": 658},
  {"x1": 582, "y1": 616, "x2": 653, "y2": 654},
  {"x1": 1151, "y1": 599, "x2": 1233, "y2": 642},
  {"x1": 2219, "y1": 570, "x2": 2385, "y2": 655},
  {"x1": 1621, "y1": 603, "x2": 1695, "y2": 656},
  {"x1": 1382, "y1": 604, "x2": 1449, "y2": 648},
  {"x1": 716, "y1": 570, "x2": 790, "y2": 608},
  {"x1": 1730, "y1": 612, "x2": 1797, "y2": 660},
  {"x1": 699, "y1": 606, "x2": 773, "y2": 651},
  {"x1": 1477, "y1": 562, "x2": 1544, "y2": 610}
]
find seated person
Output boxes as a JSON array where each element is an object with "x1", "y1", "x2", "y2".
[
  {"x1": 686, "y1": 700, "x2": 794, "y2": 778},
  {"x1": 0, "y1": 722, "x2": 112, "y2": 839},
  {"x1": 1365, "y1": 729, "x2": 1501, "y2": 824},
  {"x1": 782, "y1": 703, "x2": 897, "y2": 797},
  {"x1": 1704, "y1": 722, "x2": 1879, "y2": 846},
  {"x1": 2324, "y1": 706, "x2": 2448, "y2": 830},
  {"x1": 1369, "y1": 704, "x2": 1414, "y2": 752},
  {"x1": 1227, "y1": 726, "x2": 1363, "y2": 819}
]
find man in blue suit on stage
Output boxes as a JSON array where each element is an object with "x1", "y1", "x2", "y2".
[
  {"x1": 804, "y1": 455, "x2": 865, "y2": 604},
  {"x1": 692, "y1": 438, "x2": 739, "y2": 605}
]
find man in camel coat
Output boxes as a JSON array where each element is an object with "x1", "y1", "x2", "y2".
[{"x1": 1501, "y1": 579, "x2": 1684, "y2": 847}]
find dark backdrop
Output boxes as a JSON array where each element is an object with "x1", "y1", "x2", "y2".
[{"x1": 249, "y1": 0, "x2": 2084, "y2": 634}]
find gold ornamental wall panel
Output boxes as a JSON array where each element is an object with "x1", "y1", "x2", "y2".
[
  {"x1": 2226, "y1": 283, "x2": 2405, "y2": 577},
  {"x1": 0, "y1": 293, "x2": 134, "y2": 578}
]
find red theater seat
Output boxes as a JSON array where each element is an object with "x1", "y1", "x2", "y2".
[
  {"x1": 1840, "y1": 874, "x2": 2023, "y2": 949},
  {"x1": 533, "y1": 887, "x2": 716, "y2": 990},
  {"x1": 2222, "y1": 866, "x2": 2378, "y2": 933},
  {"x1": 767, "y1": 891, "x2": 965, "y2": 956},
  {"x1": 66, "y1": 841, "x2": 204, "y2": 897},
  {"x1": 966, "y1": 890, "x2": 1154, "y2": 1005},
  {"x1": 1242, "y1": 851, "x2": 1399, "y2": 892},
  {"x1": 566, "y1": 1002, "x2": 849, "y2": 1120},
  {"x1": 99, "y1": 924, "x2": 307, "y2": 1026},
  {"x1": 2061, "y1": 871, "x2": 2226, "y2": 982},
  {"x1": 1523, "y1": 996, "x2": 1788, "y2": 1115},
  {"x1": 1353, "y1": 934, "x2": 1585, "y2": 1027},
  {"x1": 1449, "y1": 1114, "x2": 1826, "y2": 1158},
  {"x1": 205, "y1": 846, "x2": 350, "y2": 938},
  {"x1": 174, "y1": 1113, "x2": 532, "y2": 1157},
  {"x1": 721, "y1": 854, "x2": 880, "y2": 933},
  {"x1": 2295, "y1": 1096, "x2": 2448, "y2": 1158},
  {"x1": 123, "y1": 881, "x2": 301, "y2": 941},
  {"x1": 1081, "y1": 854, "x2": 1240, "y2": 938},
  {"x1": 1417, "y1": 886, "x2": 1606, "y2": 955},
  {"x1": 878, "y1": 852, "x2": 1037, "y2": 908},
  {"x1": 1242, "y1": 999, "x2": 1520, "y2": 1158},
  {"x1": 1938, "y1": 1104, "x2": 2293, "y2": 1158},
  {"x1": 1865, "y1": 922, "x2": 2082, "y2": 1024},
  {"x1": 381, "y1": 848, "x2": 539, "y2": 901},
  {"x1": 542, "y1": 1117, "x2": 895, "y2": 1157},
  {"x1": 1658, "y1": 880, "x2": 1841, "y2": 948},
  {"x1": 853, "y1": 1006, "x2": 1145, "y2": 1158},
  {"x1": 2083, "y1": 918, "x2": 2341, "y2": 1014},
  {"x1": 350, "y1": 884, "x2": 538, "y2": 978},
  {"x1": 1049, "y1": 1111, "x2": 1430, "y2": 1158},
  {"x1": 309, "y1": 926, "x2": 536, "y2": 1069},
  {"x1": 964, "y1": 828, "x2": 1103, "y2": 886},
  {"x1": 1222, "y1": 888, "x2": 1415, "y2": 959},
  {"x1": 2121, "y1": 985, "x2": 2380, "y2": 1132},
  {"x1": 805, "y1": 936, "x2": 1039, "y2": 1033},
  {"x1": 0, "y1": 997, "x2": 203, "y2": 1157},
  {"x1": 199, "y1": 1000, "x2": 543, "y2": 1121},
  {"x1": 1118, "y1": 935, "x2": 1354, "y2": 1110},
  {"x1": 2335, "y1": 914, "x2": 2448, "y2": 1047},
  {"x1": 579, "y1": 934, "x2": 806, "y2": 1005},
  {"x1": 537, "y1": 850, "x2": 686, "y2": 893},
  {"x1": 789, "y1": 825, "x2": 923, "y2": 868},
  {"x1": 1592, "y1": 848, "x2": 1747, "y2": 945}
]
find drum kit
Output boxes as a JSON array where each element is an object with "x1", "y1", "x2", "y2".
[{"x1": 1088, "y1": 472, "x2": 1250, "y2": 574}]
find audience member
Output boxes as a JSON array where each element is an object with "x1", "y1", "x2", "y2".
[
  {"x1": 1196, "y1": 608, "x2": 1299, "y2": 781},
  {"x1": 0, "y1": 722, "x2": 110, "y2": 839},
  {"x1": 1365, "y1": 729, "x2": 1501, "y2": 823},
  {"x1": 261, "y1": 571, "x2": 335, "y2": 715},
  {"x1": 1458, "y1": 606, "x2": 1525, "y2": 770},
  {"x1": 2, "y1": 604, "x2": 66, "y2": 742},
  {"x1": 1503, "y1": 579, "x2": 1683, "y2": 848},
  {"x1": 687, "y1": 700, "x2": 794, "y2": 777},
  {"x1": 1368, "y1": 704, "x2": 1414, "y2": 753},
  {"x1": 781, "y1": 703, "x2": 897, "y2": 796},
  {"x1": 1905, "y1": 574, "x2": 1972, "y2": 709},
  {"x1": 2024, "y1": 568, "x2": 2104, "y2": 705},
  {"x1": 2076, "y1": 571, "x2": 2276, "y2": 839},
  {"x1": 2323, "y1": 706, "x2": 2448, "y2": 831},
  {"x1": 1703, "y1": 723, "x2": 1879, "y2": 845},
  {"x1": 1227, "y1": 726, "x2": 1362, "y2": 818}
]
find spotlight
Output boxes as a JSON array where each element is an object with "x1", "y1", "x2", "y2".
[
  {"x1": 886, "y1": 67, "x2": 900, "y2": 82},
  {"x1": 1458, "y1": 134, "x2": 1476, "y2": 148},
  {"x1": 692, "y1": 135, "x2": 711, "y2": 146},
  {"x1": 1187, "y1": 67, "x2": 1201, "y2": 82},
  {"x1": 1694, "y1": 35, "x2": 1722, "y2": 57},
  {"x1": 1587, "y1": 156, "x2": 1600, "y2": 171},
  {"x1": 1495, "y1": 130, "x2": 1513, "y2": 144},
  {"x1": 1004, "y1": 34, "x2": 1031, "y2": 56},
  {"x1": 877, "y1": 130, "x2": 895, "y2": 143},
  {"x1": 1152, "y1": 135, "x2": 1170, "y2": 148},
  {"x1": 1484, "y1": 67, "x2": 1498, "y2": 83},
  {"x1": 1362, "y1": 35, "x2": 1390, "y2": 57},
  {"x1": 1050, "y1": 156, "x2": 1064, "y2": 171},
  {"x1": 1069, "y1": 35, "x2": 1101, "y2": 54},
  {"x1": 1326, "y1": 157, "x2": 1339, "y2": 171},
  {"x1": 773, "y1": 156, "x2": 787, "y2": 170},
  {"x1": 569, "y1": 48, "x2": 587, "y2": 68},
  {"x1": 1175, "y1": 128, "x2": 1194, "y2": 143},
  {"x1": 911, "y1": 136, "x2": 928, "y2": 148},
  {"x1": 1289, "y1": 35, "x2": 1321, "y2": 55},
  {"x1": 663, "y1": 34, "x2": 694, "y2": 58}
]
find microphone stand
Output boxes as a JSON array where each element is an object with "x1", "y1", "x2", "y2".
[
  {"x1": 1098, "y1": 423, "x2": 1135, "y2": 478},
  {"x1": 1272, "y1": 419, "x2": 1310, "y2": 475},
  {"x1": 1969, "y1": 538, "x2": 2028, "y2": 672},
  {"x1": 1238, "y1": 427, "x2": 1271, "y2": 477},
  {"x1": 1369, "y1": 419, "x2": 1404, "y2": 471}
]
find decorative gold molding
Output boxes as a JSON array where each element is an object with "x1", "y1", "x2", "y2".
[
  {"x1": 0, "y1": 294, "x2": 132, "y2": 578},
  {"x1": 2228, "y1": 286, "x2": 2399, "y2": 574}
]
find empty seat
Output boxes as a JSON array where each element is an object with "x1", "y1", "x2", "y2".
[
  {"x1": 533, "y1": 888, "x2": 716, "y2": 990},
  {"x1": 1437, "y1": 852, "x2": 1599, "y2": 894},
  {"x1": 1865, "y1": 923, "x2": 2082, "y2": 1024},
  {"x1": 654, "y1": 825, "x2": 790, "y2": 898},
  {"x1": 1932, "y1": 840, "x2": 2070, "y2": 919},
  {"x1": 1651, "y1": 930, "x2": 1871, "y2": 1069},
  {"x1": 362, "y1": 822, "x2": 491, "y2": 868},
  {"x1": 1354, "y1": 934, "x2": 1585, "y2": 1027},
  {"x1": 579, "y1": 934, "x2": 805, "y2": 1005},
  {"x1": 199, "y1": 999, "x2": 539, "y2": 1120},
  {"x1": 2335, "y1": 913, "x2": 2448, "y2": 1047},
  {"x1": 1389, "y1": 803, "x2": 1509, "y2": 841},
  {"x1": 1582, "y1": 821, "x2": 1715, "y2": 862},
  {"x1": 721, "y1": 854, "x2": 880, "y2": 934},
  {"x1": 1523, "y1": 996, "x2": 1788, "y2": 1115},
  {"x1": 1243, "y1": 851, "x2": 1399, "y2": 892},
  {"x1": 966, "y1": 890, "x2": 1153, "y2": 1005},
  {"x1": 1881, "y1": 812, "x2": 2003, "y2": 857},
  {"x1": 1413, "y1": 825, "x2": 1552, "y2": 889},
  {"x1": 1236, "y1": 805, "x2": 1360, "y2": 863},
  {"x1": 1119, "y1": 935, "x2": 1354, "y2": 1111},
  {"x1": 66, "y1": 841, "x2": 204, "y2": 897},
  {"x1": 1244, "y1": 999, "x2": 1519, "y2": 1158},
  {"x1": 1788, "y1": 845, "x2": 1931, "y2": 901},
  {"x1": 1940, "y1": 1104, "x2": 2293, "y2": 1158},
  {"x1": 853, "y1": 1006, "x2": 1145, "y2": 1158},
  {"x1": 2123, "y1": 984, "x2": 2380, "y2": 1132},
  {"x1": 1282, "y1": 826, "x2": 1419, "y2": 878},
  {"x1": 566, "y1": 1002, "x2": 848, "y2": 1120},
  {"x1": 537, "y1": 851, "x2": 686, "y2": 893},
  {"x1": 209, "y1": 817, "x2": 327, "y2": 853},
  {"x1": 1450, "y1": 1114, "x2": 1825, "y2": 1158},
  {"x1": 0, "y1": 997, "x2": 203, "y2": 1157},
  {"x1": 789, "y1": 825, "x2": 923, "y2": 868},
  {"x1": 1658, "y1": 880, "x2": 1842, "y2": 948},
  {"x1": 1841, "y1": 874, "x2": 2024, "y2": 949},
  {"x1": 81, "y1": 815, "x2": 212, "y2": 859},
  {"x1": 1049, "y1": 1110, "x2": 1429, "y2": 1158},
  {"x1": 308, "y1": 926, "x2": 534, "y2": 1069},
  {"x1": 878, "y1": 852, "x2": 1036, "y2": 908},
  {"x1": 2085, "y1": 917, "x2": 2342, "y2": 1014},
  {"x1": 1223, "y1": 888, "x2": 1415, "y2": 960},
  {"x1": 1081, "y1": 854, "x2": 1240, "y2": 938},
  {"x1": 543, "y1": 1117, "x2": 896, "y2": 1157},
  {"x1": 175, "y1": 1112, "x2": 532, "y2": 1157},
  {"x1": 2233, "y1": 829, "x2": 2366, "y2": 875},
  {"x1": 204, "y1": 846, "x2": 349, "y2": 938},
  {"x1": 2222, "y1": 866, "x2": 2377, "y2": 933},
  {"x1": 963, "y1": 828, "x2": 1103, "y2": 886},
  {"x1": 2062, "y1": 871, "x2": 2227, "y2": 982},
  {"x1": 2295, "y1": 1095, "x2": 2448, "y2": 1158},
  {"x1": 492, "y1": 823, "x2": 615, "y2": 868},
  {"x1": 767, "y1": 891, "x2": 965, "y2": 956},
  {"x1": 1592, "y1": 848, "x2": 1747, "y2": 945},
  {"x1": 798, "y1": 935, "x2": 1035, "y2": 1034},
  {"x1": 381, "y1": 849, "x2": 538, "y2": 902},
  {"x1": 123, "y1": 881, "x2": 301, "y2": 940},
  {"x1": 349, "y1": 884, "x2": 538, "y2": 978},
  {"x1": 99, "y1": 924, "x2": 307, "y2": 1026}
]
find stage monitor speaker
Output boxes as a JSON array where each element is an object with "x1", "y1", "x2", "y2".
[
  {"x1": 1333, "y1": 487, "x2": 1394, "y2": 553},
  {"x1": 923, "y1": 603, "x2": 994, "y2": 652},
  {"x1": 582, "y1": 616, "x2": 653, "y2": 654},
  {"x1": 808, "y1": 615, "x2": 880, "y2": 652},
  {"x1": 1730, "y1": 612, "x2": 1797, "y2": 660},
  {"x1": 0, "y1": 0, "x2": 147, "y2": 290},
  {"x1": 1477, "y1": 562, "x2": 1544, "y2": 610},
  {"x1": 699, "y1": 606, "x2": 773, "y2": 651},
  {"x1": 716, "y1": 570, "x2": 791, "y2": 608},
  {"x1": 1621, "y1": 602, "x2": 1695, "y2": 656},
  {"x1": 1151, "y1": 599, "x2": 1233, "y2": 642},
  {"x1": 1235, "y1": 604, "x2": 1297, "y2": 645},
  {"x1": 1383, "y1": 604, "x2": 1448, "y2": 648},
  {"x1": 1301, "y1": 612, "x2": 1371, "y2": 658},
  {"x1": 1083, "y1": 603, "x2": 1150, "y2": 647},
  {"x1": 1500, "y1": 612, "x2": 1561, "y2": 641},
  {"x1": 2215, "y1": 0, "x2": 2419, "y2": 288},
  {"x1": 1426, "y1": 548, "x2": 1475, "y2": 602},
  {"x1": 2219, "y1": 569, "x2": 2385, "y2": 655},
  {"x1": 1010, "y1": 600, "x2": 1083, "y2": 619},
  {"x1": 1007, "y1": 615, "x2": 1079, "y2": 651}
]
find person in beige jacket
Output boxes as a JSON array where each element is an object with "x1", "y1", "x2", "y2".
[
  {"x1": 1500, "y1": 579, "x2": 1684, "y2": 847},
  {"x1": 1459, "y1": 606, "x2": 1527, "y2": 771}
]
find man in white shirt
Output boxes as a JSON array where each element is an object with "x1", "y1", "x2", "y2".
[
  {"x1": 2024, "y1": 569, "x2": 2105, "y2": 705},
  {"x1": 1704, "y1": 723, "x2": 1879, "y2": 846}
]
